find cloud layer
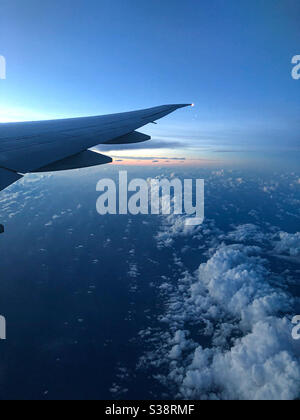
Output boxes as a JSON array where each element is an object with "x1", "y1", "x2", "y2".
[{"x1": 139, "y1": 215, "x2": 300, "y2": 400}]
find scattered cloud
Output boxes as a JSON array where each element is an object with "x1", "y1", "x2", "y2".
[
  {"x1": 139, "y1": 214, "x2": 300, "y2": 400},
  {"x1": 274, "y1": 232, "x2": 300, "y2": 257}
]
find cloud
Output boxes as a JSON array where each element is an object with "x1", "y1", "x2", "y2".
[
  {"x1": 93, "y1": 139, "x2": 184, "y2": 153},
  {"x1": 155, "y1": 214, "x2": 203, "y2": 248},
  {"x1": 223, "y1": 224, "x2": 267, "y2": 244},
  {"x1": 128, "y1": 263, "x2": 139, "y2": 278},
  {"x1": 181, "y1": 318, "x2": 299, "y2": 400},
  {"x1": 139, "y1": 218, "x2": 300, "y2": 400},
  {"x1": 111, "y1": 156, "x2": 186, "y2": 161},
  {"x1": 194, "y1": 245, "x2": 292, "y2": 327},
  {"x1": 274, "y1": 232, "x2": 300, "y2": 257}
]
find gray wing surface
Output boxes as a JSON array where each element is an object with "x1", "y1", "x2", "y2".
[{"x1": 0, "y1": 104, "x2": 190, "y2": 192}]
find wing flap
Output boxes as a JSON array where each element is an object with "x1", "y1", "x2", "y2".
[
  {"x1": 105, "y1": 131, "x2": 151, "y2": 145},
  {"x1": 35, "y1": 150, "x2": 112, "y2": 172}
]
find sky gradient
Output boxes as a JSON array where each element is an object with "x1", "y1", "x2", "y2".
[{"x1": 0, "y1": 0, "x2": 299, "y2": 166}]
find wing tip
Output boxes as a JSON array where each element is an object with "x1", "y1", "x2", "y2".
[{"x1": 168, "y1": 103, "x2": 195, "y2": 110}]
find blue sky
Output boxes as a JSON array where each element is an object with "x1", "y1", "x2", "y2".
[{"x1": 0, "y1": 0, "x2": 299, "y2": 162}]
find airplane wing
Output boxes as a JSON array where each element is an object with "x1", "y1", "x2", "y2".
[{"x1": 0, "y1": 104, "x2": 191, "y2": 192}]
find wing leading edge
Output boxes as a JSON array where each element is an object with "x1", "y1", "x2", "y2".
[{"x1": 0, "y1": 104, "x2": 191, "y2": 192}]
